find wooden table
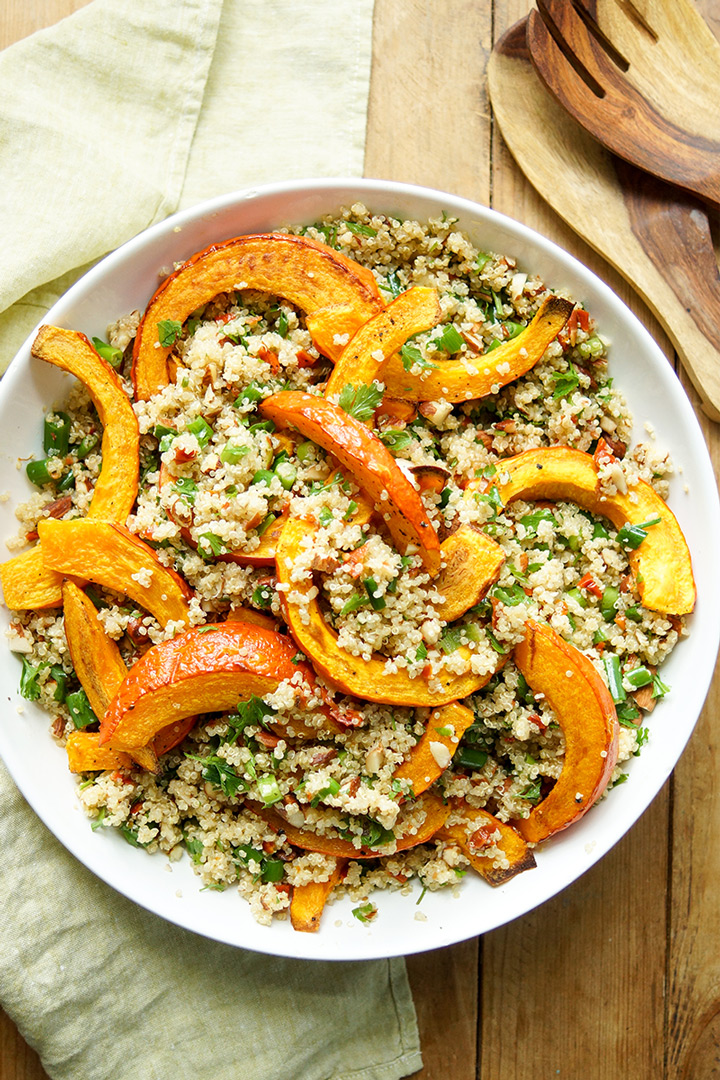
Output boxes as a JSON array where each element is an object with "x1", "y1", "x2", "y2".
[{"x1": 2, "y1": 2, "x2": 719, "y2": 1078}]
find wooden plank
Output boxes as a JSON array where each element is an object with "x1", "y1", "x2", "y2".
[
  {"x1": 365, "y1": 3, "x2": 493, "y2": 1077},
  {"x1": 0, "y1": 1009, "x2": 47, "y2": 1080},
  {"x1": 365, "y1": 0, "x2": 492, "y2": 205},
  {"x1": 666, "y1": 368, "x2": 720, "y2": 1079}
]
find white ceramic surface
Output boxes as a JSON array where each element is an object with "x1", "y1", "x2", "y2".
[{"x1": 1, "y1": 179, "x2": 718, "y2": 962}]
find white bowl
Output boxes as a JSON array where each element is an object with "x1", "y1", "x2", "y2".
[{"x1": 1, "y1": 179, "x2": 718, "y2": 962}]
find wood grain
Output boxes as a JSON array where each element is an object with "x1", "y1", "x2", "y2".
[
  {"x1": 487, "y1": 16, "x2": 720, "y2": 420},
  {"x1": 526, "y1": 0, "x2": 720, "y2": 206},
  {"x1": 1, "y1": 2, "x2": 720, "y2": 1080}
]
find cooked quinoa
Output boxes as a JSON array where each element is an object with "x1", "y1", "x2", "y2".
[{"x1": 4, "y1": 204, "x2": 685, "y2": 928}]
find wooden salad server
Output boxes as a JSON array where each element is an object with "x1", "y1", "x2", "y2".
[
  {"x1": 526, "y1": 0, "x2": 720, "y2": 208},
  {"x1": 487, "y1": 17, "x2": 720, "y2": 421}
]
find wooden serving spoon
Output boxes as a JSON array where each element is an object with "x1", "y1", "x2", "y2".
[
  {"x1": 526, "y1": 0, "x2": 720, "y2": 209},
  {"x1": 487, "y1": 17, "x2": 720, "y2": 421}
]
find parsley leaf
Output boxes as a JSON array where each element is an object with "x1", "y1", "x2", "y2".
[
  {"x1": 157, "y1": 319, "x2": 183, "y2": 347},
  {"x1": 338, "y1": 382, "x2": 384, "y2": 421},
  {"x1": 551, "y1": 361, "x2": 580, "y2": 400}
]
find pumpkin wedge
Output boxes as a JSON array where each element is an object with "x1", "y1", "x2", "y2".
[
  {"x1": 31, "y1": 326, "x2": 139, "y2": 520},
  {"x1": 98, "y1": 622, "x2": 334, "y2": 751},
  {"x1": 432, "y1": 525, "x2": 505, "y2": 623},
  {"x1": 38, "y1": 520, "x2": 192, "y2": 627},
  {"x1": 290, "y1": 858, "x2": 348, "y2": 933},
  {"x1": 275, "y1": 517, "x2": 497, "y2": 706},
  {"x1": 324, "y1": 287, "x2": 442, "y2": 398},
  {"x1": 257, "y1": 791, "x2": 450, "y2": 858},
  {"x1": 514, "y1": 620, "x2": 619, "y2": 843},
  {"x1": 394, "y1": 702, "x2": 475, "y2": 795},
  {"x1": 132, "y1": 233, "x2": 383, "y2": 399},
  {"x1": 63, "y1": 581, "x2": 194, "y2": 765},
  {"x1": 260, "y1": 392, "x2": 441, "y2": 573},
  {"x1": 379, "y1": 294, "x2": 574, "y2": 401},
  {"x1": 66, "y1": 731, "x2": 134, "y2": 774},
  {"x1": 467, "y1": 446, "x2": 695, "y2": 615},
  {"x1": 1, "y1": 325, "x2": 141, "y2": 610},
  {"x1": 436, "y1": 800, "x2": 536, "y2": 885},
  {"x1": 0, "y1": 546, "x2": 65, "y2": 611}
]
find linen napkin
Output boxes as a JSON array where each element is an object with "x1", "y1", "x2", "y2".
[{"x1": 0, "y1": 3, "x2": 423, "y2": 1079}]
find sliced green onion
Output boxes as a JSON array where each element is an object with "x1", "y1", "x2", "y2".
[
  {"x1": 601, "y1": 585, "x2": 620, "y2": 622},
  {"x1": 91, "y1": 337, "x2": 123, "y2": 368},
  {"x1": 257, "y1": 774, "x2": 283, "y2": 807},
  {"x1": 363, "y1": 577, "x2": 386, "y2": 611},
  {"x1": 276, "y1": 312, "x2": 289, "y2": 339},
  {"x1": 602, "y1": 654, "x2": 626, "y2": 703},
  {"x1": 433, "y1": 325, "x2": 464, "y2": 354},
  {"x1": 26, "y1": 459, "x2": 54, "y2": 487},
  {"x1": 616, "y1": 516, "x2": 661, "y2": 550},
  {"x1": 248, "y1": 420, "x2": 275, "y2": 435},
  {"x1": 256, "y1": 513, "x2": 277, "y2": 537},
  {"x1": 44, "y1": 413, "x2": 71, "y2": 457},
  {"x1": 565, "y1": 586, "x2": 588, "y2": 609},
  {"x1": 75, "y1": 433, "x2": 99, "y2": 460},
  {"x1": 274, "y1": 461, "x2": 297, "y2": 490},
  {"x1": 296, "y1": 441, "x2": 316, "y2": 463},
  {"x1": 233, "y1": 382, "x2": 266, "y2": 408},
  {"x1": 626, "y1": 666, "x2": 652, "y2": 689},
  {"x1": 220, "y1": 442, "x2": 250, "y2": 464},
  {"x1": 186, "y1": 417, "x2": 213, "y2": 447}
]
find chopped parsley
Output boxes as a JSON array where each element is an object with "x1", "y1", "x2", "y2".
[
  {"x1": 157, "y1": 319, "x2": 183, "y2": 347},
  {"x1": 338, "y1": 382, "x2": 384, "y2": 421}
]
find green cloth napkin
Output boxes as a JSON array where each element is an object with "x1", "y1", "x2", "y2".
[{"x1": 0, "y1": 3, "x2": 423, "y2": 1078}]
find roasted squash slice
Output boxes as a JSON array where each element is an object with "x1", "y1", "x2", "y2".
[
  {"x1": 260, "y1": 392, "x2": 441, "y2": 574},
  {"x1": 66, "y1": 731, "x2": 135, "y2": 774},
  {"x1": 1, "y1": 326, "x2": 141, "y2": 610},
  {"x1": 467, "y1": 446, "x2": 695, "y2": 615},
  {"x1": 275, "y1": 516, "x2": 498, "y2": 706},
  {"x1": 290, "y1": 858, "x2": 348, "y2": 933},
  {"x1": 514, "y1": 620, "x2": 619, "y2": 843},
  {"x1": 132, "y1": 233, "x2": 383, "y2": 399},
  {"x1": 257, "y1": 791, "x2": 451, "y2": 858},
  {"x1": 394, "y1": 702, "x2": 475, "y2": 795},
  {"x1": 38, "y1": 520, "x2": 192, "y2": 627},
  {"x1": 324, "y1": 287, "x2": 442, "y2": 398},
  {"x1": 379, "y1": 294, "x2": 574, "y2": 401},
  {"x1": 63, "y1": 580, "x2": 194, "y2": 766},
  {"x1": 432, "y1": 525, "x2": 505, "y2": 623},
  {"x1": 31, "y1": 326, "x2": 139, "y2": 520},
  {"x1": 435, "y1": 800, "x2": 536, "y2": 884},
  {"x1": 0, "y1": 547, "x2": 66, "y2": 611},
  {"x1": 98, "y1": 622, "x2": 336, "y2": 751}
]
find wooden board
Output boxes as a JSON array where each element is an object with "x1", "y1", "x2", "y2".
[{"x1": 1, "y1": 2, "x2": 719, "y2": 1079}]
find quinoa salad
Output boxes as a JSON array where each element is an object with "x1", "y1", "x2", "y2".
[{"x1": 1, "y1": 205, "x2": 695, "y2": 932}]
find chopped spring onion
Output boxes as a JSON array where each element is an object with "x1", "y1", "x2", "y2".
[
  {"x1": 91, "y1": 337, "x2": 123, "y2": 368},
  {"x1": 602, "y1": 654, "x2": 626, "y2": 703}
]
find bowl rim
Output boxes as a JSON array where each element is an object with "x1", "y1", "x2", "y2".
[{"x1": 1, "y1": 176, "x2": 718, "y2": 961}]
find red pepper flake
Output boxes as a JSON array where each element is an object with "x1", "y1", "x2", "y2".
[{"x1": 577, "y1": 573, "x2": 603, "y2": 599}]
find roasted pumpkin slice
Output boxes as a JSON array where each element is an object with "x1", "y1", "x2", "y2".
[
  {"x1": 467, "y1": 445, "x2": 695, "y2": 615},
  {"x1": 514, "y1": 620, "x2": 619, "y2": 843},
  {"x1": 290, "y1": 858, "x2": 348, "y2": 933},
  {"x1": 66, "y1": 731, "x2": 135, "y2": 774},
  {"x1": 0, "y1": 546, "x2": 65, "y2": 610},
  {"x1": 257, "y1": 791, "x2": 451, "y2": 858},
  {"x1": 433, "y1": 525, "x2": 505, "y2": 623},
  {"x1": 132, "y1": 233, "x2": 383, "y2": 399},
  {"x1": 260, "y1": 392, "x2": 441, "y2": 573},
  {"x1": 63, "y1": 581, "x2": 192, "y2": 765},
  {"x1": 379, "y1": 294, "x2": 574, "y2": 401},
  {"x1": 98, "y1": 622, "x2": 335, "y2": 751},
  {"x1": 275, "y1": 517, "x2": 496, "y2": 706},
  {"x1": 38, "y1": 520, "x2": 192, "y2": 627},
  {"x1": 324, "y1": 287, "x2": 442, "y2": 398},
  {"x1": 394, "y1": 702, "x2": 475, "y2": 795},
  {"x1": 435, "y1": 800, "x2": 536, "y2": 885},
  {"x1": 31, "y1": 326, "x2": 139, "y2": 520},
  {"x1": 1, "y1": 326, "x2": 141, "y2": 610}
]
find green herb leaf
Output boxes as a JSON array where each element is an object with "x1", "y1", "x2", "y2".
[
  {"x1": 551, "y1": 361, "x2": 580, "y2": 400},
  {"x1": 157, "y1": 319, "x2": 183, "y2": 347},
  {"x1": 338, "y1": 382, "x2": 384, "y2": 421}
]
